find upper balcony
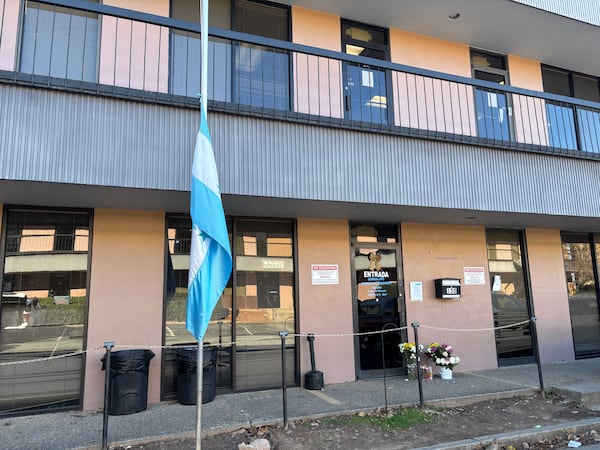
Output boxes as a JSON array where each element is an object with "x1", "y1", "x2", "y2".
[
  {"x1": 1, "y1": 0, "x2": 600, "y2": 162},
  {"x1": 0, "y1": 0, "x2": 600, "y2": 159}
]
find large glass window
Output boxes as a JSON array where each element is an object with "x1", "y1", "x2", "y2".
[
  {"x1": 162, "y1": 215, "x2": 233, "y2": 398},
  {"x1": 542, "y1": 66, "x2": 600, "y2": 153},
  {"x1": 169, "y1": 0, "x2": 232, "y2": 101},
  {"x1": 162, "y1": 216, "x2": 295, "y2": 397},
  {"x1": 233, "y1": 0, "x2": 290, "y2": 110},
  {"x1": 19, "y1": 1, "x2": 98, "y2": 82},
  {"x1": 562, "y1": 234, "x2": 600, "y2": 358},
  {"x1": 0, "y1": 208, "x2": 90, "y2": 414},
  {"x1": 486, "y1": 230, "x2": 533, "y2": 365},
  {"x1": 234, "y1": 220, "x2": 295, "y2": 390}
]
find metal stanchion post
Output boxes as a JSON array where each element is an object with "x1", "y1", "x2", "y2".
[
  {"x1": 380, "y1": 323, "x2": 398, "y2": 415},
  {"x1": 279, "y1": 331, "x2": 289, "y2": 428},
  {"x1": 530, "y1": 316, "x2": 545, "y2": 395},
  {"x1": 412, "y1": 323, "x2": 424, "y2": 407},
  {"x1": 380, "y1": 330, "x2": 388, "y2": 414},
  {"x1": 102, "y1": 341, "x2": 115, "y2": 450}
]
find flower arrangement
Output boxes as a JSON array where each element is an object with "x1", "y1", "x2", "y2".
[
  {"x1": 399, "y1": 342, "x2": 422, "y2": 365},
  {"x1": 425, "y1": 342, "x2": 460, "y2": 369}
]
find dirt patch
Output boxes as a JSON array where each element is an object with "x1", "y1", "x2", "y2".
[{"x1": 113, "y1": 392, "x2": 600, "y2": 449}]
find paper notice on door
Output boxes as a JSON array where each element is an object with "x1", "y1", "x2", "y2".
[
  {"x1": 361, "y1": 70, "x2": 374, "y2": 88},
  {"x1": 492, "y1": 275, "x2": 502, "y2": 292}
]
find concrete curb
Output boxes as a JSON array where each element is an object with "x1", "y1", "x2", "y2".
[{"x1": 411, "y1": 417, "x2": 600, "y2": 450}]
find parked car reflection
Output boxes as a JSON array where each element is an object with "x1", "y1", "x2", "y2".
[
  {"x1": 491, "y1": 293, "x2": 532, "y2": 358},
  {"x1": 568, "y1": 294, "x2": 600, "y2": 357}
]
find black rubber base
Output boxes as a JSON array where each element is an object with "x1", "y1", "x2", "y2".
[{"x1": 304, "y1": 370, "x2": 324, "y2": 390}]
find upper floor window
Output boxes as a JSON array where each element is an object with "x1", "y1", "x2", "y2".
[
  {"x1": 20, "y1": 1, "x2": 98, "y2": 82},
  {"x1": 471, "y1": 49, "x2": 511, "y2": 141},
  {"x1": 542, "y1": 66, "x2": 600, "y2": 102},
  {"x1": 542, "y1": 66, "x2": 600, "y2": 153},
  {"x1": 232, "y1": 0, "x2": 290, "y2": 110},
  {"x1": 341, "y1": 20, "x2": 389, "y2": 124},
  {"x1": 233, "y1": 0, "x2": 288, "y2": 40}
]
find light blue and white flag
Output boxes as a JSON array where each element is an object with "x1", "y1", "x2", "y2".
[{"x1": 187, "y1": 108, "x2": 232, "y2": 341}]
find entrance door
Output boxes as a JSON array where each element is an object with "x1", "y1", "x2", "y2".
[
  {"x1": 353, "y1": 246, "x2": 405, "y2": 377},
  {"x1": 562, "y1": 234, "x2": 600, "y2": 358},
  {"x1": 342, "y1": 20, "x2": 389, "y2": 125},
  {"x1": 485, "y1": 230, "x2": 534, "y2": 365}
]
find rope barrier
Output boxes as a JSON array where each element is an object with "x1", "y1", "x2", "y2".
[
  {"x1": 0, "y1": 318, "x2": 531, "y2": 367},
  {"x1": 419, "y1": 320, "x2": 530, "y2": 333}
]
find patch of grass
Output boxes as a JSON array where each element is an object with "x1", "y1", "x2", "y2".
[{"x1": 322, "y1": 408, "x2": 438, "y2": 430}]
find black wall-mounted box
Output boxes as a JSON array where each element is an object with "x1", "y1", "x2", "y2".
[{"x1": 434, "y1": 278, "x2": 461, "y2": 299}]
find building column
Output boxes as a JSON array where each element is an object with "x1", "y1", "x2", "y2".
[
  {"x1": 526, "y1": 228, "x2": 575, "y2": 362},
  {"x1": 83, "y1": 209, "x2": 165, "y2": 411}
]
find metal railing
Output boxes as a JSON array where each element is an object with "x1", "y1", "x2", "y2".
[{"x1": 1, "y1": 0, "x2": 600, "y2": 158}]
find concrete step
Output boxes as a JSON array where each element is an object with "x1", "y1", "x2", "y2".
[{"x1": 553, "y1": 381, "x2": 600, "y2": 407}]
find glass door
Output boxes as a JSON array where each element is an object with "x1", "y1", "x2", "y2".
[
  {"x1": 471, "y1": 49, "x2": 512, "y2": 141},
  {"x1": 342, "y1": 20, "x2": 389, "y2": 125},
  {"x1": 485, "y1": 230, "x2": 533, "y2": 365},
  {"x1": 562, "y1": 234, "x2": 600, "y2": 358},
  {"x1": 353, "y1": 246, "x2": 404, "y2": 377}
]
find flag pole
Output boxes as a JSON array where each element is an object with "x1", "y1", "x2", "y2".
[{"x1": 195, "y1": 0, "x2": 209, "y2": 449}]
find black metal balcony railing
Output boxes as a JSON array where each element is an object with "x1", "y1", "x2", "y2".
[{"x1": 1, "y1": 0, "x2": 600, "y2": 159}]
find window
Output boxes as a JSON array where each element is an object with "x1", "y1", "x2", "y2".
[
  {"x1": 542, "y1": 66, "x2": 600, "y2": 153},
  {"x1": 19, "y1": 1, "x2": 98, "y2": 82},
  {"x1": 342, "y1": 20, "x2": 389, "y2": 124},
  {"x1": 561, "y1": 233, "x2": 600, "y2": 358},
  {"x1": 1, "y1": 208, "x2": 90, "y2": 414},
  {"x1": 471, "y1": 49, "x2": 512, "y2": 141},
  {"x1": 232, "y1": 0, "x2": 290, "y2": 110},
  {"x1": 169, "y1": 0, "x2": 232, "y2": 100},
  {"x1": 162, "y1": 216, "x2": 296, "y2": 397}
]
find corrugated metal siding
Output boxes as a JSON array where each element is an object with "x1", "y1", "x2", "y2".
[
  {"x1": 512, "y1": 0, "x2": 600, "y2": 27},
  {"x1": 2, "y1": 84, "x2": 600, "y2": 219},
  {"x1": 211, "y1": 113, "x2": 600, "y2": 219},
  {"x1": 0, "y1": 85, "x2": 196, "y2": 191}
]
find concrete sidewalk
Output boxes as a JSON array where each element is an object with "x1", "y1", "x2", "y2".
[{"x1": 2, "y1": 358, "x2": 600, "y2": 450}]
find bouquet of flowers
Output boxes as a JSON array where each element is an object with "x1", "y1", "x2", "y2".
[
  {"x1": 425, "y1": 342, "x2": 460, "y2": 369},
  {"x1": 399, "y1": 342, "x2": 421, "y2": 365}
]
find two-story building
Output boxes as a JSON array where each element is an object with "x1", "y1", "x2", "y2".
[{"x1": 1, "y1": 0, "x2": 600, "y2": 415}]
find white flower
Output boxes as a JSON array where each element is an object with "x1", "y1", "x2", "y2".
[{"x1": 442, "y1": 351, "x2": 448, "y2": 357}]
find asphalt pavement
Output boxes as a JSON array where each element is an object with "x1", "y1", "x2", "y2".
[{"x1": 2, "y1": 358, "x2": 600, "y2": 449}]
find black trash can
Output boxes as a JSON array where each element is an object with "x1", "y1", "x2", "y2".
[
  {"x1": 176, "y1": 345, "x2": 217, "y2": 405},
  {"x1": 102, "y1": 349, "x2": 155, "y2": 415}
]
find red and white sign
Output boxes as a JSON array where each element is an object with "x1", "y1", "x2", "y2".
[
  {"x1": 463, "y1": 266, "x2": 486, "y2": 285},
  {"x1": 311, "y1": 264, "x2": 339, "y2": 285}
]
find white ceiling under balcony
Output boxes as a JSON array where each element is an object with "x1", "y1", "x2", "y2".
[{"x1": 282, "y1": 0, "x2": 600, "y2": 77}]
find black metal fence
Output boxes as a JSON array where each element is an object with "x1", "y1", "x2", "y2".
[{"x1": 1, "y1": 0, "x2": 600, "y2": 158}]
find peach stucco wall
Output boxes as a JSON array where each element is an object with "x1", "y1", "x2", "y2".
[
  {"x1": 297, "y1": 218, "x2": 354, "y2": 384},
  {"x1": 390, "y1": 29, "x2": 471, "y2": 77},
  {"x1": 389, "y1": 29, "x2": 477, "y2": 136},
  {"x1": 83, "y1": 209, "x2": 165, "y2": 411},
  {"x1": 99, "y1": 0, "x2": 169, "y2": 92},
  {"x1": 401, "y1": 223, "x2": 498, "y2": 371},
  {"x1": 526, "y1": 229, "x2": 575, "y2": 362},
  {"x1": 0, "y1": 0, "x2": 19, "y2": 71},
  {"x1": 291, "y1": 7, "x2": 343, "y2": 118},
  {"x1": 508, "y1": 55, "x2": 549, "y2": 146}
]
